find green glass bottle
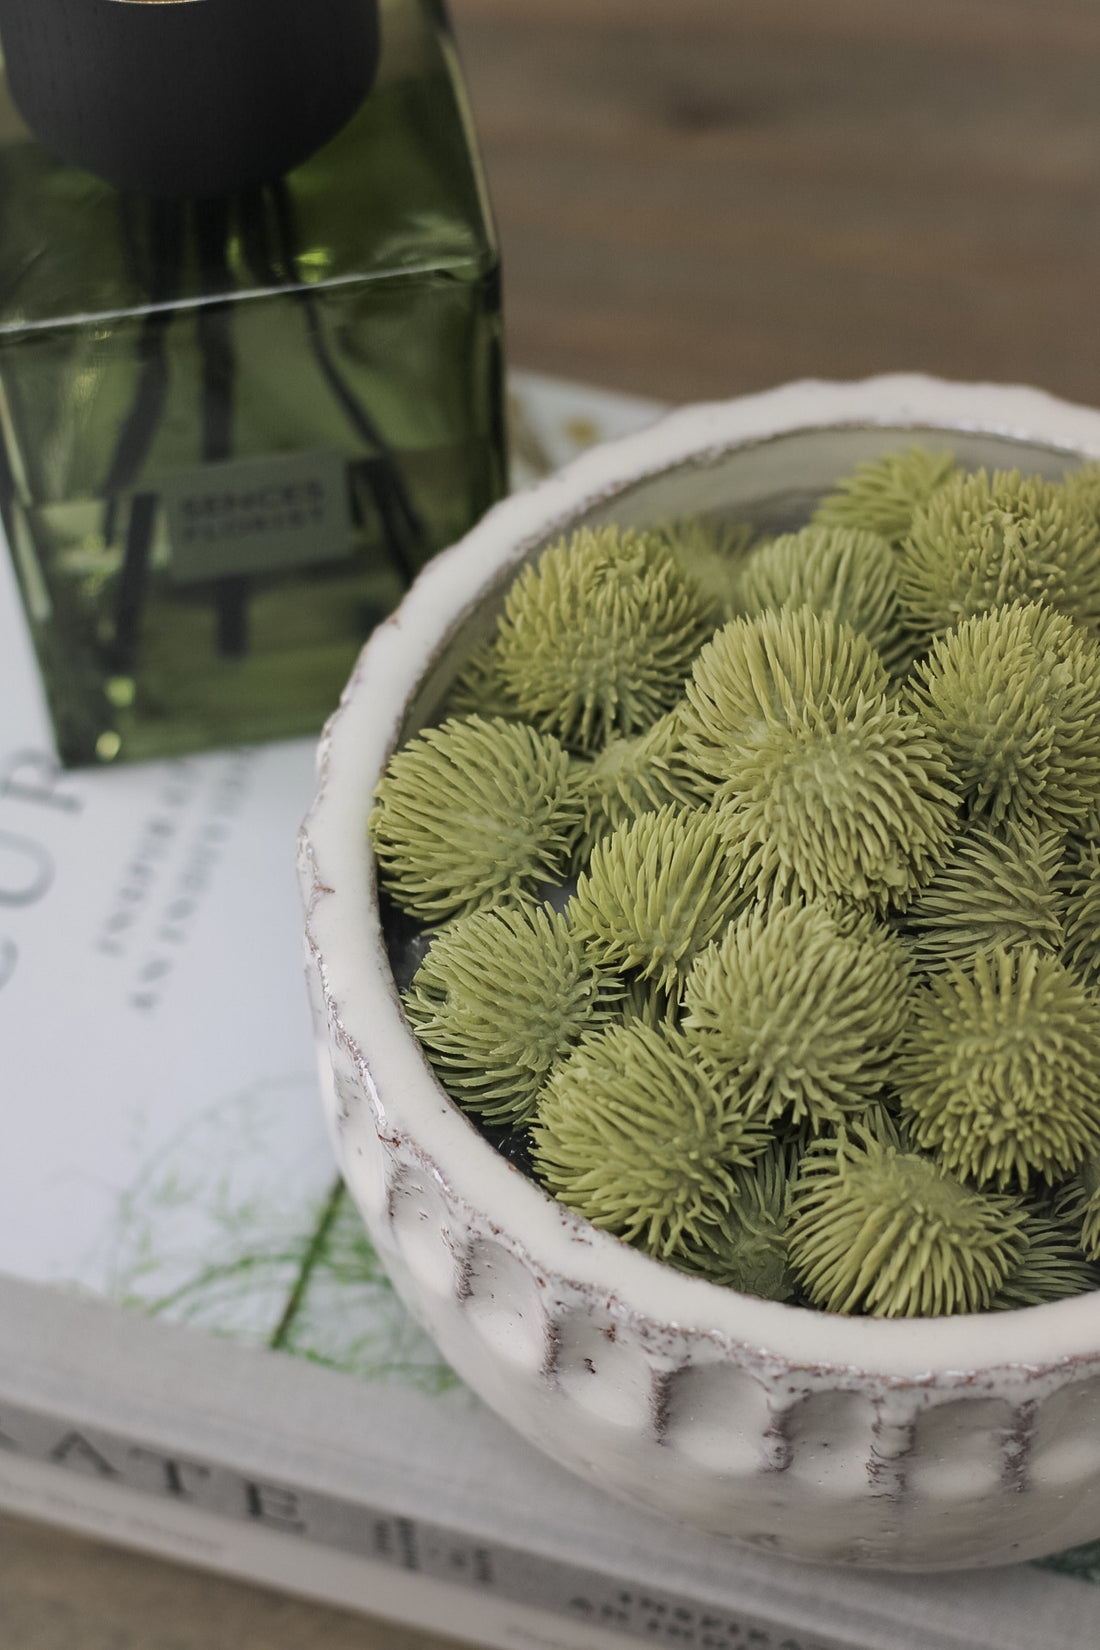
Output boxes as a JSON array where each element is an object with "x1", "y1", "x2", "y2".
[{"x1": 0, "y1": 0, "x2": 505, "y2": 765}]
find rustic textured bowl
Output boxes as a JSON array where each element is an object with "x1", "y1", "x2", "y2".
[{"x1": 299, "y1": 375, "x2": 1100, "y2": 1569}]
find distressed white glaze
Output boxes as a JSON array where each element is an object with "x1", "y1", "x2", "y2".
[{"x1": 299, "y1": 376, "x2": 1100, "y2": 1568}]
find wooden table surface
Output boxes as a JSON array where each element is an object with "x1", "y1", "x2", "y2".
[{"x1": 6, "y1": 0, "x2": 1100, "y2": 1644}]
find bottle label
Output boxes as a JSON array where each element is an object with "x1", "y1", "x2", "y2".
[{"x1": 159, "y1": 450, "x2": 352, "y2": 585}]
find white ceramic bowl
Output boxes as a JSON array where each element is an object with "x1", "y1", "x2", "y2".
[{"x1": 299, "y1": 375, "x2": 1100, "y2": 1570}]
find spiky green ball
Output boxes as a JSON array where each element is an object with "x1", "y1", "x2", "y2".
[
  {"x1": 493, "y1": 526, "x2": 718, "y2": 753},
  {"x1": 780, "y1": 1092, "x2": 909, "y2": 1158},
  {"x1": 665, "y1": 1143, "x2": 795, "y2": 1300},
  {"x1": 682, "y1": 899, "x2": 912, "y2": 1129},
  {"x1": 812, "y1": 446, "x2": 957, "y2": 544},
  {"x1": 402, "y1": 905, "x2": 621, "y2": 1126},
  {"x1": 679, "y1": 606, "x2": 888, "y2": 798},
  {"x1": 906, "y1": 599, "x2": 1100, "y2": 835},
  {"x1": 734, "y1": 523, "x2": 911, "y2": 673},
  {"x1": 1061, "y1": 461, "x2": 1100, "y2": 564},
  {"x1": 680, "y1": 606, "x2": 945, "y2": 912},
  {"x1": 989, "y1": 1210, "x2": 1100, "y2": 1310},
  {"x1": 1062, "y1": 460, "x2": 1100, "y2": 517},
  {"x1": 446, "y1": 639, "x2": 523, "y2": 722},
  {"x1": 897, "y1": 820, "x2": 1065, "y2": 974},
  {"x1": 532, "y1": 1023, "x2": 771, "y2": 1256},
  {"x1": 713, "y1": 694, "x2": 958, "y2": 913},
  {"x1": 1059, "y1": 835, "x2": 1100, "y2": 990},
  {"x1": 830, "y1": 1097, "x2": 908, "y2": 1153},
  {"x1": 787, "y1": 1133, "x2": 1028, "y2": 1316},
  {"x1": 370, "y1": 715, "x2": 582, "y2": 923},
  {"x1": 650, "y1": 517, "x2": 756, "y2": 619},
  {"x1": 617, "y1": 974, "x2": 681, "y2": 1032},
  {"x1": 573, "y1": 706, "x2": 710, "y2": 858},
  {"x1": 897, "y1": 467, "x2": 1100, "y2": 644},
  {"x1": 568, "y1": 804, "x2": 750, "y2": 991},
  {"x1": 895, "y1": 945, "x2": 1100, "y2": 1190},
  {"x1": 1054, "y1": 1150, "x2": 1100, "y2": 1262}
]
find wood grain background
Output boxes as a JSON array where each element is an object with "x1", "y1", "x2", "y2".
[
  {"x1": 6, "y1": 0, "x2": 1100, "y2": 1643},
  {"x1": 458, "y1": 0, "x2": 1100, "y2": 406}
]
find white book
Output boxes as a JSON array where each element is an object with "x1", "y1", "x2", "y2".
[{"x1": 1, "y1": 372, "x2": 1099, "y2": 1650}]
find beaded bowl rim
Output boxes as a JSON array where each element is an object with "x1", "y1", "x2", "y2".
[{"x1": 300, "y1": 372, "x2": 1100, "y2": 1382}]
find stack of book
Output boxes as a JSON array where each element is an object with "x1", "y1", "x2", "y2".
[{"x1": 1, "y1": 373, "x2": 1098, "y2": 1650}]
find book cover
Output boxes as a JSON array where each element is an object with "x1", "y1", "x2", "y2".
[{"x1": 1, "y1": 372, "x2": 1099, "y2": 1650}]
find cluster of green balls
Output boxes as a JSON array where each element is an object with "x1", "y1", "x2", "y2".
[{"x1": 369, "y1": 448, "x2": 1100, "y2": 1318}]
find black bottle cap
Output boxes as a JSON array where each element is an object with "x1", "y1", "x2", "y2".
[{"x1": 0, "y1": 0, "x2": 380, "y2": 198}]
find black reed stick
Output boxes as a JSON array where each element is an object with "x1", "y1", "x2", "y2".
[
  {"x1": 104, "y1": 196, "x2": 185, "y2": 502},
  {"x1": 107, "y1": 196, "x2": 185, "y2": 675},
  {"x1": 111, "y1": 490, "x2": 158, "y2": 675},
  {"x1": 194, "y1": 193, "x2": 249, "y2": 659}
]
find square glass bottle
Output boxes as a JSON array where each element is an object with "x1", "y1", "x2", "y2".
[{"x1": 0, "y1": 0, "x2": 506, "y2": 765}]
